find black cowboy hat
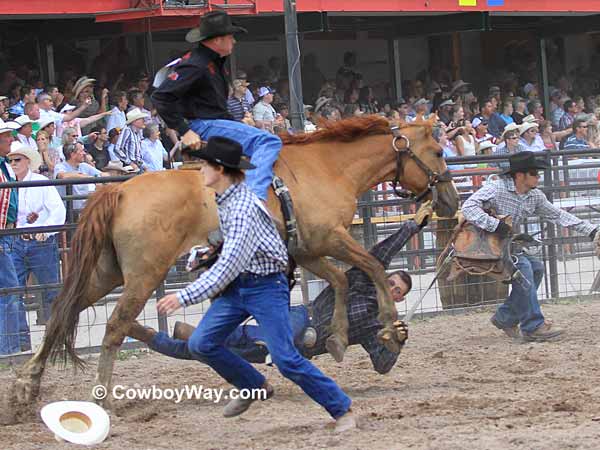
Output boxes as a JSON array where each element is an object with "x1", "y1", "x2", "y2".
[
  {"x1": 186, "y1": 11, "x2": 248, "y2": 43},
  {"x1": 198, "y1": 136, "x2": 256, "y2": 170},
  {"x1": 501, "y1": 151, "x2": 549, "y2": 175}
]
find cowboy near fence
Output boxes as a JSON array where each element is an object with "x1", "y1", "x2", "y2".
[{"x1": 3, "y1": 9, "x2": 600, "y2": 447}]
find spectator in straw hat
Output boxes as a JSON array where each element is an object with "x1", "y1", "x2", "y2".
[
  {"x1": 493, "y1": 123, "x2": 523, "y2": 169},
  {"x1": 7, "y1": 142, "x2": 65, "y2": 331},
  {"x1": 114, "y1": 108, "x2": 148, "y2": 172}
]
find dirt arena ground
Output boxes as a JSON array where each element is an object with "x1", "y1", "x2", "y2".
[{"x1": 2, "y1": 300, "x2": 600, "y2": 450}]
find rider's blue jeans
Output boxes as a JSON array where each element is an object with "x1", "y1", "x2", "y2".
[
  {"x1": 189, "y1": 119, "x2": 282, "y2": 200},
  {"x1": 150, "y1": 272, "x2": 351, "y2": 419},
  {"x1": 493, "y1": 254, "x2": 545, "y2": 334}
]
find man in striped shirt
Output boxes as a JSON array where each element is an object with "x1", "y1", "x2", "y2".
[
  {"x1": 226, "y1": 79, "x2": 251, "y2": 122},
  {"x1": 156, "y1": 136, "x2": 356, "y2": 432}
]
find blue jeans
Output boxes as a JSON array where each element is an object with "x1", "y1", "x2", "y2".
[
  {"x1": 154, "y1": 304, "x2": 311, "y2": 364},
  {"x1": 11, "y1": 234, "x2": 61, "y2": 341},
  {"x1": 190, "y1": 119, "x2": 282, "y2": 200},
  {"x1": 494, "y1": 254, "x2": 545, "y2": 333},
  {"x1": 0, "y1": 236, "x2": 21, "y2": 354},
  {"x1": 151, "y1": 272, "x2": 351, "y2": 419}
]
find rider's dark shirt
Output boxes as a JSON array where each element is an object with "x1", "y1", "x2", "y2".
[{"x1": 152, "y1": 44, "x2": 232, "y2": 136}]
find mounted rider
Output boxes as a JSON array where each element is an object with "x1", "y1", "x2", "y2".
[{"x1": 152, "y1": 10, "x2": 282, "y2": 201}]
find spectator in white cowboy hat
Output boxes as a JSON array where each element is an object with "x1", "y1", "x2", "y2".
[
  {"x1": 113, "y1": 107, "x2": 148, "y2": 172},
  {"x1": 106, "y1": 90, "x2": 128, "y2": 134},
  {"x1": 15, "y1": 115, "x2": 37, "y2": 151},
  {"x1": 519, "y1": 121, "x2": 545, "y2": 152},
  {"x1": 0, "y1": 119, "x2": 22, "y2": 355},
  {"x1": 7, "y1": 142, "x2": 65, "y2": 331},
  {"x1": 37, "y1": 118, "x2": 62, "y2": 150},
  {"x1": 478, "y1": 139, "x2": 497, "y2": 156},
  {"x1": 252, "y1": 87, "x2": 277, "y2": 132},
  {"x1": 493, "y1": 123, "x2": 524, "y2": 169},
  {"x1": 72, "y1": 76, "x2": 109, "y2": 136},
  {"x1": 54, "y1": 142, "x2": 109, "y2": 210}
]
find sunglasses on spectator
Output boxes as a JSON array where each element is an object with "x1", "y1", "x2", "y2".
[
  {"x1": 506, "y1": 135, "x2": 519, "y2": 140},
  {"x1": 8, "y1": 157, "x2": 23, "y2": 163}
]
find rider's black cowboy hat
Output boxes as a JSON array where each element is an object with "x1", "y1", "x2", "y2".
[
  {"x1": 198, "y1": 136, "x2": 256, "y2": 170},
  {"x1": 185, "y1": 11, "x2": 248, "y2": 43},
  {"x1": 502, "y1": 151, "x2": 549, "y2": 175}
]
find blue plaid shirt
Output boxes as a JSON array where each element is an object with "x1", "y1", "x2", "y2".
[
  {"x1": 178, "y1": 182, "x2": 288, "y2": 306},
  {"x1": 114, "y1": 125, "x2": 144, "y2": 167},
  {"x1": 462, "y1": 176, "x2": 597, "y2": 236}
]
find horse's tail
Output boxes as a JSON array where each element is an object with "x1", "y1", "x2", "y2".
[{"x1": 46, "y1": 184, "x2": 121, "y2": 369}]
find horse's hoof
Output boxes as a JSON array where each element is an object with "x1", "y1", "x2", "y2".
[
  {"x1": 14, "y1": 378, "x2": 35, "y2": 405},
  {"x1": 326, "y1": 335, "x2": 347, "y2": 363},
  {"x1": 377, "y1": 328, "x2": 402, "y2": 353}
]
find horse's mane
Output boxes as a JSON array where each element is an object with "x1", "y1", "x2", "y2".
[{"x1": 280, "y1": 114, "x2": 436, "y2": 146}]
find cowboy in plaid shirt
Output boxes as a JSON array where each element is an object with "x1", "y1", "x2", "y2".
[
  {"x1": 462, "y1": 151, "x2": 600, "y2": 342},
  {"x1": 155, "y1": 136, "x2": 357, "y2": 432}
]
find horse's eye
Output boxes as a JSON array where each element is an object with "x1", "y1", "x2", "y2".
[{"x1": 437, "y1": 151, "x2": 444, "y2": 158}]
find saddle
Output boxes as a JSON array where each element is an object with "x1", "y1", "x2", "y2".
[{"x1": 439, "y1": 213, "x2": 516, "y2": 284}]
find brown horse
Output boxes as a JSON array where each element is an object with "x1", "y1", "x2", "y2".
[{"x1": 14, "y1": 115, "x2": 458, "y2": 406}]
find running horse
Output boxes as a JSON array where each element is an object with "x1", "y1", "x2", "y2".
[{"x1": 14, "y1": 115, "x2": 458, "y2": 406}]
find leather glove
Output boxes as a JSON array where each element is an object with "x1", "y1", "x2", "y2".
[
  {"x1": 495, "y1": 220, "x2": 512, "y2": 238},
  {"x1": 592, "y1": 228, "x2": 600, "y2": 258},
  {"x1": 414, "y1": 200, "x2": 433, "y2": 228},
  {"x1": 393, "y1": 320, "x2": 408, "y2": 345}
]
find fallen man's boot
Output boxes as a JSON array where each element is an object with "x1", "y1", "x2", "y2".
[
  {"x1": 223, "y1": 381, "x2": 274, "y2": 418},
  {"x1": 521, "y1": 322, "x2": 563, "y2": 342},
  {"x1": 173, "y1": 321, "x2": 195, "y2": 340}
]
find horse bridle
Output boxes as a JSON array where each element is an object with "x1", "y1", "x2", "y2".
[{"x1": 389, "y1": 125, "x2": 452, "y2": 207}]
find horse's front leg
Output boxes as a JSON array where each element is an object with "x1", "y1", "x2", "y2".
[
  {"x1": 297, "y1": 256, "x2": 350, "y2": 362},
  {"x1": 325, "y1": 228, "x2": 403, "y2": 354}
]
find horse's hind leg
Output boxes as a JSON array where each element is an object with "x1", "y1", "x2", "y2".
[
  {"x1": 15, "y1": 249, "x2": 123, "y2": 405},
  {"x1": 93, "y1": 280, "x2": 157, "y2": 408},
  {"x1": 325, "y1": 228, "x2": 403, "y2": 354},
  {"x1": 297, "y1": 256, "x2": 350, "y2": 362}
]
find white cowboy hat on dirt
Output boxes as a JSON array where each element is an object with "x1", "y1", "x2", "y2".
[
  {"x1": 9, "y1": 141, "x2": 42, "y2": 171},
  {"x1": 40, "y1": 401, "x2": 110, "y2": 445},
  {"x1": 15, "y1": 115, "x2": 34, "y2": 128},
  {"x1": 126, "y1": 108, "x2": 149, "y2": 125}
]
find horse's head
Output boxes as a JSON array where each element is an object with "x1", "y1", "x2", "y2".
[{"x1": 391, "y1": 116, "x2": 459, "y2": 218}]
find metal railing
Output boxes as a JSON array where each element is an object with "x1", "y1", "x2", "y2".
[{"x1": 2, "y1": 149, "x2": 600, "y2": 360}]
